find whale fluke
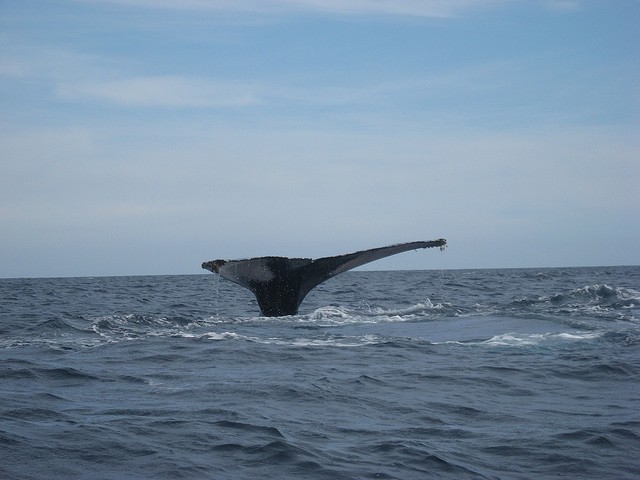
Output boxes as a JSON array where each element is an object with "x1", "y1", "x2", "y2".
[{"x1": 202, "y1": 239, "x2": 446, "y2": 317}]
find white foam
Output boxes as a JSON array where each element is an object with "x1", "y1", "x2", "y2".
[
  {"x1": 269, "y1": 334, "x2": 381, "y2": 348},
  {"x1": 182, "y1": 331, "x2": 257, "y2": 342},
  {"x1": 483, "y1": 331, "x2": 601, "y2": 347},
  {"x1": 181, "y1": 329, "x2": 383, "y2": 347},
  {"x1": 299, "y1": 301, "x2": 453, "y2": 327}
]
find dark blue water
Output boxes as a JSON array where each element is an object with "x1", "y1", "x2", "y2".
[{"x1": 1, "y1": 267, "x2": 639, "y2": 479}]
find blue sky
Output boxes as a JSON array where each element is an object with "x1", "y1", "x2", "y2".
[{"x1": 1, "y1": 0, "x2": 638, "y2": 277}]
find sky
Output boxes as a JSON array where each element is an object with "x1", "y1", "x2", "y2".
[{"x1": 1, "y1": 0, "x2": 638, "y2": 278}]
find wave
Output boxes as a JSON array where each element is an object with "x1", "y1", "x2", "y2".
[
  {"x1": 283, "y1": 301, "x2": 457, "y2": 327},
  {"x1": 0, "y1": 305, "x2": 608, "y2": 351},
  {"x1": 89, "y1": 313, "x2": 387, "y2": 347},
  {"x1": 181, "y1": 330, "x2": 385, "y2": 348},
  {"x1": 3, "y1": 281, "x2": 636, "y2": 351},
  {"x1": 181, "y1": 323, "x2": 605, "y2": 349},
  {"x1": 508, "y1": 284, "x2": 639, "y2": 322},
  {"x1": 481, "y1": 331, "x2": 602, "y2": 347},
  {"x1": 547, "y1": 284, "x2": 640, "y2": 312}
]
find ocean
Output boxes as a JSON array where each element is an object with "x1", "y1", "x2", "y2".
[{"x1": 1, "y1": 266, "x2": 639, "y2": 479}]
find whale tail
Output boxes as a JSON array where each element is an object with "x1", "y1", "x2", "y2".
[{"x1": 202, "y1": 239, "x2": 446, "y2": 316}]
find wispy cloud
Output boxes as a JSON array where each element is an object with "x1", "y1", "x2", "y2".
[
  {"x1": 0, "y1": 34, "x2": 498, "y2": 111},
  {"x1": 0, "y1": 43, "x2": 126, "y2": 84},
  {"x1": 75, "y1": 0, "x2": 513, "y2": 17},
  {"x1": 0, "y1": 40, "x2": 259, "y2": 109},
  {"x1": 57, "y1": 76, "x2": 260, "y2": 108},
  {"x1": 544, "y1": 1, "x2": 580, "y2": 12}
]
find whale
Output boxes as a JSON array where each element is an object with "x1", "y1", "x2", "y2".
[{"x1": 202, "y1": 239, "x2": 446, "y2": 316}]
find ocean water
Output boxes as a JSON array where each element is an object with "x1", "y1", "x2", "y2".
[{"x1": 1, "y1": 266, "x2": 639, "y2": 479}]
